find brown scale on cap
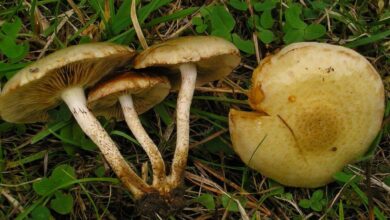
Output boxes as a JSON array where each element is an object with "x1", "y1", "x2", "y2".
[{"x1": 229, "y1": 42, "x2": 384, "y2": 188}]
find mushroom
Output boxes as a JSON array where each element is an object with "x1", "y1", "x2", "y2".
[
  {"x1": 133, "y1": 36, "x2": 241, "y2": 189},
  {"x1": 87, "y1": 72, "x2": 171, "y2": 188},
  {"x1": 0, "y1": 43, "x2": 153, "y2": 198},
  {"x1": 229, "y1": 42, "x2": 385, "y2": 187}
]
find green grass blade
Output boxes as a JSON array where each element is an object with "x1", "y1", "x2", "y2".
[
  {"x1": 345, "y1": 29, "x2": 390, "y2": 48},
  {"x1": 6, "y1": 150, "x2": 51, "y2": 169},
  {"x1": 146, "y1": 7, "x2": 199, "y2": 27},
  {"x1": 15, "y1": 177, "x2": 119, "y2": 220},
  {"x1": 31, "y1": 121, "x2": 71, "y2": 144},
  {"x1": 110, "y1": 130, "x2": 139, "y2": 145}
]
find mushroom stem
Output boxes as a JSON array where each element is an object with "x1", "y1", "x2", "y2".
[
  {"x1": 119, "y1": 94, "x2": 166, "y2": 187},
  {"x1": 169, "y1": 63, "x2": 197, "y2": 188},
  {"x1": 61, "y1": 87, "x2": 153, "y2": 198}
]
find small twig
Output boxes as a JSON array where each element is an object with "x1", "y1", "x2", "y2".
[
  {"x1": 223, "y1": 78, "x2": 249, "y2": 94},
  {"x1": 170, "y1": 86, "x2": 248, "y2": 94},
  {"x1": 103, "y1": 0, "x2": 110, "y2": 21},
  {"x1": 0, "y1": 188, "x2": 24, "y2": 213},
  {"x1": 23, "y1": 0, "x2": 49, "y2": 33},
  {"x1": 194, "y1": 161, "x2": 254, "y2": 199},
  {"x1": 319, "y1": 174, "x2": 358, "y2": 220},
  {"x1": 274, "y1": 196, "x2": 304, "y2": 216},
  {"x1": 365, "y1": 159, "x2": 375, "y2": 220},
  {"x1": 316, "y1": 0, "x2": 338, "y2": 24},
  {"x1": 0, "y1": 178, "x2": 42, "y2": 187},
  {"x1": 246, "y1": 0, "x2": 261, "y2": 64},
  {"x1": 44, "y1": 150, "x2": 49, "y2": 176},
  {"x1": 38, "y1": 10, "x2": 74, "y2": 59},
  {"x1": 197, "y1": 86, "x2": 248, "y2": 95},
  {"x1": 67, "y1": 0, "x2": 85, "y2": 24},
  {"x1": 98, "y1": 0, "x2": 111, "y2": 32},
  {"x1": 100, "y1": 185, "x2": 115, "y2": 220},
  {"x1": 167, "y1": 21, "x2": 192, "y2": 39},
  {"x1": 185, "y1": 172, "x2": 249, "y2": 220},
  {"x1": 348, "y1": 165, "x2": 390, "y2": 194},
  {"x1": 186, "y1": 172, "x2": 222, "y2": 194},
  {"x1": 131, "y1": 0, "x2": 148, "y2": 49},
  {"x1": 166, "y1": 0, "x2": 217, "y2": 39},
  {"x1": 194, "y1": 161, "x2": 271, "y2": 216},
  {"x1": 190, "y1": 129, "x2": 227, "y2": 149},
  {"x1": 185, "y1": 172, "x2": 271, "y2": 216}
]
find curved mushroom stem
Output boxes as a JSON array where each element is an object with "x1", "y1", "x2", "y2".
[
  {"x1": 61, "y1": 87, "x2": 153, "y2": 199},
  {"x1": 168, "y1": 63, "x2": 197, "y2": 188},
  {"x1": 119, "y1": 94, "x2": 166, "y2": 187}
]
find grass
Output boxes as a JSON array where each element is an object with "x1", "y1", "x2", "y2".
[{"x1": 1, "y1": 0, "x2": 390, "y2": 219}]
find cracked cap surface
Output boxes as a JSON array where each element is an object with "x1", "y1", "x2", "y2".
[
  {"x1": 229, "y1": 42, "x2": 384, "y2": 187},
  {"x1": 0, "y1": 43, "x2": 136, "y2": 123},
  {"x1": 133, "y1": 36, "x2": 241, "y2": 89},
  {"x1": 87, "y1": 72, "x2": 171, "y2": 119}
]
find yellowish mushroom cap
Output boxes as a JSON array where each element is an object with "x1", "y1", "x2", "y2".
[
  {"x1": 87, "y1": 72, "x2": 171, "y2": 119},
  {"x1": 0, "y1": 43, "x2": 135, "y2": 123},
  {"x1": 229, "y1": 42, "x2": 385, "y2": 187},
  {"x1": 133, "y1": 36, "x2": 241, "y2": 89}
]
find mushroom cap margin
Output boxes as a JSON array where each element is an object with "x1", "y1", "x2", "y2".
[
  {"x1": 133, "y1": 36, "x2": 241, "y2": 89},
  {"x1": 87, "y1": 72, "x2": 171, "y2": 120}
]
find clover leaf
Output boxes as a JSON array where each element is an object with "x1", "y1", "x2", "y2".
[
  {"x1": 229, "y1": 0, "x2": 248, "y2": 11},
  {"x1": 299, "y1": 189, "x2": 327, "y2": 212},
  {"x1": 50, "y1": 191, "x2": 74, "y2": 215},
  {"x1": 253, "y1": 0, "x2": 278, "y2": 12},
  {"x1": 0, "y1": 17, "x2": 29, "y2": 60},
  {"x1": 220, "y1": 194, "x2": 247, "y2": 212},
  {"x1": 193, "y1": 194, "x2": 216, "y2": 211},
  {"x1": 33, "y1": 164, "x2": 76, "y2": 196},
  {"x1": 232, "y1": 33, "x2": 255, "y2": 54},
  {"x1": 304, "y1": 24, "x2": 326, "y2": 40},
  {"x1": 283, "y1": 3, "x2": 326, "y2": 44},
  {"x1": 29, "y1": 206, "x2": 52, "y2": 220}
]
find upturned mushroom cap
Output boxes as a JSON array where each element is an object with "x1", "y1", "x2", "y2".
[
  {"x1": 133, "y1": 36, "x2": 241, "y2": 89},
  {"x1": 87, "y1": 72, "x2": 171, "y2": 119},
  {"x1": 0, "y1": 43, "x2": 136, "y2": 123},
  {"x1": 229, "y1": 42, "x2": 385, "y2": 187}
]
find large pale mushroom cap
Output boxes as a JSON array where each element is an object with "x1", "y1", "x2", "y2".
[
  {"x1": 229, "y1": 42, "x2": 385, "y2": 187},
  {"x1": 133, "y1": 36, "x2": 241, "y2": 89},
  {"x1": 87, "y1": 72, "x2": 171, "y2": 119},
  {"x1": 0, "y1": 43, "x2": 135, "y2": 123}
]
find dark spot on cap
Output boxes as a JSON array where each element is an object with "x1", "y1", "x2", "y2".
[
  {"x1": 325, "y1": 67, "x2": 334, "y2": 73},
  {"x1": 288, "y1": 95, "x2": 296, "y2": 103},
  {"x1": 331, "y1": 147, "x2": 337, "y2": 152},
  {"x1": 29, "y1": 67, "x2": 39, "y2": 73}
]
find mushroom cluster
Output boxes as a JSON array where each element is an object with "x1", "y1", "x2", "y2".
[
  {"x1": 133, "y1": 36, "x2": 241, "y2": 191},
  {"x1": 229, "y1": 42, "x2": 384, "y2": 187},
  {"x1": 0, "y1": 36, "x2": 240, "y2": 216},
  {"x1": 0, "y1": 43, "x2": 157, "y2": 197},
  {"x1": 87, "y1": 72, "x2": 171, "y2": 188}
]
